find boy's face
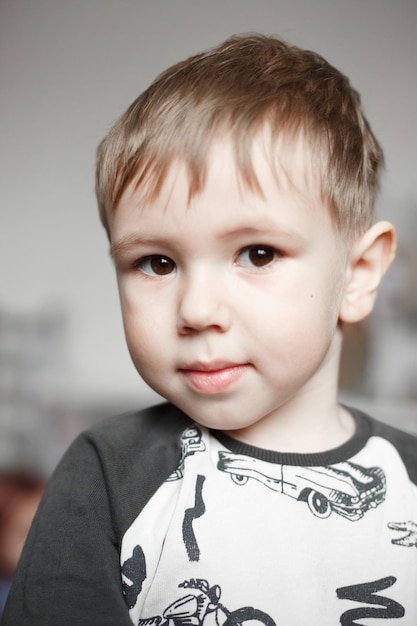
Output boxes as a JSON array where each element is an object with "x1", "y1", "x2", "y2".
[{"x1": 110, "y1": 137, "x2": 350, "y2": 434}]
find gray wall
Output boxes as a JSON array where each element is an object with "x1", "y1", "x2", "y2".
[{"x1": 1, "y1": 1, "x2": 416, "y2": 417}]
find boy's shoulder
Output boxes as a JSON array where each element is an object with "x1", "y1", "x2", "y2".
[
  {"x1": 359, "y1": 408, "x2": 417, "y2": 484},
  {"x1": 56, "y1": 402, "x2": 193, "y2": 537},
  {"x1": 79, "y1": 401, "x2": 193, "y2": 484},
  {"x1": 85, "y1": 401, "x2": 193, "y2": 450}
]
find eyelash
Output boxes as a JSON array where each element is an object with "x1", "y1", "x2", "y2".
[{"x1": 133, "y1": 245, "x2": 280, "y2": 277}]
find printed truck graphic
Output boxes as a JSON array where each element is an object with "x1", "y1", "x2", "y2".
[{"x1": 217, "y1": 451, "x2": 386, "y2": 521}]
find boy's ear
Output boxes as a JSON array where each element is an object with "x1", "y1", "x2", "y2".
[{"x1": 339, "y1": 221, "x2": 397, "y2": 324}]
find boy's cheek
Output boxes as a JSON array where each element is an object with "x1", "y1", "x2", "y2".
[
  {"x1": 123, "y1": 325, "x2": 157, "y2": 380},
  {"x1": 120, "y1": 298, "x2": 164, "y2": 354},
  {"x1": 117, "y1": 280, "x2": 145, "y2": 319}
]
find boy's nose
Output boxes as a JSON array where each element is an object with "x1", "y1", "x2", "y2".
[{"x1": 176, "y1": 271, "x2": 231, "y2": 334}]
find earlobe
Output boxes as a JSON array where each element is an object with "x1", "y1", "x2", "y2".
[{"x1": 339, "y1": 221, "x2": 397, "y2": 324}]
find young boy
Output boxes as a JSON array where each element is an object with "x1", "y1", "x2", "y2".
[{"x1": 3, "y1": 34, "x2": 417, "y2": 625}]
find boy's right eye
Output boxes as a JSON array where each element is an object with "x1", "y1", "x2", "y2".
[{"x1": 134, "y1": 255, "x2": 177, "y2": 276}]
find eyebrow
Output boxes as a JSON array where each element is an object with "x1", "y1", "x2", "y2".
[
  {"x1": 217, "y1": 224, "x2": 303, "y2": 241},
  {"x1": 110, "y1": 234, "x2": 168, "y2": 259}
]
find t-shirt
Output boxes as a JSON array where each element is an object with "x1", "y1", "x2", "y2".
[{"x1": 3, "y1": 402, "x2": 417, "y2": 625}]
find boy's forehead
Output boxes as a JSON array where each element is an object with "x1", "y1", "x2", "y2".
[{"x1": 116, "y1": 129, "x2": 322, "y2": 217}]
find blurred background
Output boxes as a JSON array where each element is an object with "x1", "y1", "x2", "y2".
[{"x1": 1, "y1": 1, "x2": 416, "y2": 483}]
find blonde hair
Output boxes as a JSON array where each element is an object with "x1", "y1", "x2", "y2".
[{"x1": 96, "y1": 34, "x2": 384, "y2": 241}]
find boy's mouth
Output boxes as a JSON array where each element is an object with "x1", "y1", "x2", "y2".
[{"x1": 179, "y1": 362, "x2": 251, "y2": 394}]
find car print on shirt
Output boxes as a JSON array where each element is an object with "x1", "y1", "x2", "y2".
[{"x1": 217, "y1": 451, "x2": 386, "y2": 521}]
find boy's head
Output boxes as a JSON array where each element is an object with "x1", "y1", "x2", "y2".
[
  {"x1": 95, "y1": 34, "x2": 396, "y2": 447},
  {"x1": 96, "y1": 33, "x2": 384, "y2": 245}
]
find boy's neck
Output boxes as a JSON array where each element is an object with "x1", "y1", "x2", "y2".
[{"x1": 221, "y1": 391, "x2": 356, "y2": 455}]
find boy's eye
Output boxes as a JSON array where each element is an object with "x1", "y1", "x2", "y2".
[
  {"x1": 237, "y1": 245, "x2": 278, "y2": 268},
  {"x1": 135, "y1": 255, "x2": 176, "y2": 276}
]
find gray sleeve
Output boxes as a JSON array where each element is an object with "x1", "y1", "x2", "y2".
[
  {"x1": 2, "y1": 432, "x2": 132, "y2": 625},
  {"x1": 2, "y1": 402, "x2": 189, "y2": 625}
]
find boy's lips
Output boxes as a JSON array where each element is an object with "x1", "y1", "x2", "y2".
[{"x1": 179, "y1": 362, "x2": 251, "y2": 394}]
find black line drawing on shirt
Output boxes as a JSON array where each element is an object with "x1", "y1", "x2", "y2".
[
  {"x1": 388, "y1": 520, "x2": 417, "y2": 547},
  {"x1": 138, "y1": 578, "x2": 276, "y2": 626},
  {"x1": 182, "y1": 474, "x2": 206, "y2": 561},
  {"x1": 336, "y1": 576, "x2": 404, "y2": 623},
  {"x1": 122, "y1": 544, "x2": 147, "y2": 610},
  {"x1": 168, "y1": 426, "x2": 206, "y2": 481},
  {"x1": 217, "y1": 451, "x2": 386, "y2": 521}
]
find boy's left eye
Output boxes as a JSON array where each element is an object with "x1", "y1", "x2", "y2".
[{"x1": 237, "y1": 245, "x2": 279, "y2": 268}]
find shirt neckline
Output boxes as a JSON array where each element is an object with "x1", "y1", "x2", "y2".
[{"x1": 210, "y1": 407, "x2": 372, "y2": 466}]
